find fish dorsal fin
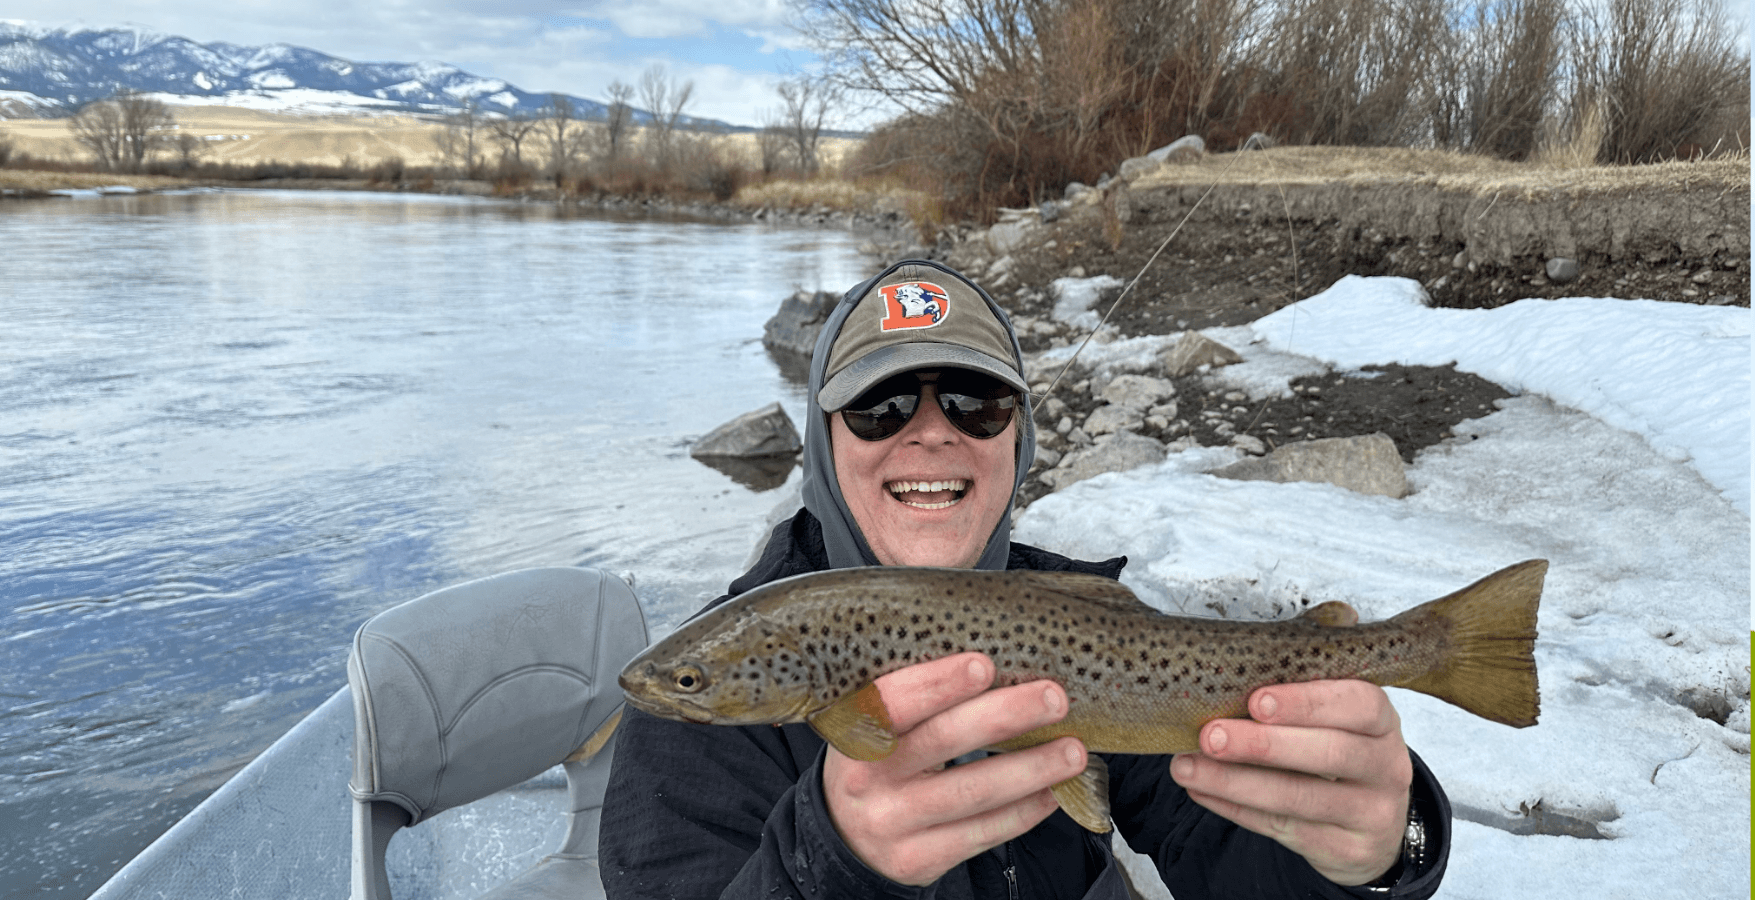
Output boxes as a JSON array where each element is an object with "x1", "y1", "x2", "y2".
[
  {"x1": 807, "y1": 682, "x2": 899, "y2": 762},
  {"x1": 1013, "y1": 571, "x2": 1156, "y2": 616},
  {"x1": 1295, "y1": 600, "x2": 1360, "y2": 628}
]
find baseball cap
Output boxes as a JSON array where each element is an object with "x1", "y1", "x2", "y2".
[{"x1": 817, "y1": 263, "x2": 1026, "y2": 411}]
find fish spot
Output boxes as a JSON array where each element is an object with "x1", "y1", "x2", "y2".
[
  {"x1": 1136, "y1": 676, "x2": 1150, "y2": 685},
  {"x1": 1080, "y1": 643, "x2": 1092, "y2": 653},
  {"x1": 1049, "y1": 636, "x2": 1060, "y2": 647},
  {"x1": 941, "y1": 640, "x2": 953, "y2": 651},
  {"x1": 1205, "y1": 685, "x2": 1216, "y2": 694}
]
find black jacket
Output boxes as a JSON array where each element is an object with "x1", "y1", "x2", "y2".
[{"x1": 600, "y1": 510, "x2": 1451, "y2": 900}]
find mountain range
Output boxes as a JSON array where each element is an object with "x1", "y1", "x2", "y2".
[{"x1": 0, "y1": 22, "x2": 734, "y2": 129}]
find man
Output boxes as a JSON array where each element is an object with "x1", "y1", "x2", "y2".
[{"x1": 600, "y1": 260, "x2": 1450, "y2": 898}]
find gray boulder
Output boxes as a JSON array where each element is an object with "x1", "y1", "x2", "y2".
[
  {"x1": 1210, "y1": 433, "x2": 1408, "y2": 498},
  {"x1": 762, "y1": 290, "x2": 839, "y2": 360},
  {"x1": 1083, "y1": 404, "x2": 1141, "y2": 436},
  {"x1": 1041, "y1": 431, "x2": 1167, "y2": 491},
  {"x1": 1101, "y1": 374, "x2": 1177, "y2": 410},
  {"x1": 691, "y1": 402, "x2": 802, "y2": 459},
  {"x1": 1147, "y1": 135, "x2": 1206, "y2": 163},
  {"x1": 1118, "y1": 156, "x2": 1164, "y2": 182},
  {"x1": 1160, "y1": 332, "x2": 1244, "y2": 376},
  {"x1": 1240, "y1": 132, "x2": 1274, "y2": 151},
  {"x1": 1545, "y1": 257, "x2": 1580, "y2": 284}
]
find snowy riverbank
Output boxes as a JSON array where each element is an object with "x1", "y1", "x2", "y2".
[{"x1": 1014, "y1": 275, "x2": 1750, "y2": 899}]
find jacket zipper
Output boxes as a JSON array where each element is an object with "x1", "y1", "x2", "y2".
[{"x1": 1002, "y1": 840, "x2": 1018, "y2": 900}]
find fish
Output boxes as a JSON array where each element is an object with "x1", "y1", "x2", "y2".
[{"x1": 619, "y1": 559, "x2": 1546, "y2": 832}]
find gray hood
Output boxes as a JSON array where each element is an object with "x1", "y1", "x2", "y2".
[{"x1": 800, "y1": 260, "x2": 1036, "y2": 570}]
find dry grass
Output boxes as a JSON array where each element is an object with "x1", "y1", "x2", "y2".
[
  {"x1": 0, "y1": 169, "x2": 193, "y2": 191},
  {"x1": 1130, "y1": 145, "x2": 1750, "y2": 198}
]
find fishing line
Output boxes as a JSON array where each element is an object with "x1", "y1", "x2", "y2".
[{"x1": 1033, "y1": 147, "x2": 1252, "y2": 407}]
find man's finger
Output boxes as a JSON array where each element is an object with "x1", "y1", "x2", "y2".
[
  {"x1": 1172, "y1": 752, "x2": 1397, "y2": 831},
  {"x1": 872, "y1": 652, "x2": 995, "y2": 733},
  {"x1": 1248, "y1": 680, "x2": 1399, "y2": 737},
  {"x1": 886, "y1": 679, "x2": 1071, "y2": 773},
  {"x1": 1196, "y1": 717, "x2": 1408, "y2": 784},
  {"x1": 896, "y1": 737, "x2": 1086, "y2": 826}
]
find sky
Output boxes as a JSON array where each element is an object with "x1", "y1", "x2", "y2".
[
  {"x1": 4, "y1": 0, "x2": 828, "y2": 128},
  {"x1": 1012, "y1": 274, "x2": 1749, "y2": 898}
]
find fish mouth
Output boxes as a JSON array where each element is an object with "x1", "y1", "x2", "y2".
[
  {"x1": 621, "y1": 689, "x2": 717, "y2": 724},
  {"x1": 886, "y1": 478, "x2": 969, "y2": 511}
]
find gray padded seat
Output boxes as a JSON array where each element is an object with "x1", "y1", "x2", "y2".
[{"x1": 347, "y1": 567, "x2": 648, "y2": 900}]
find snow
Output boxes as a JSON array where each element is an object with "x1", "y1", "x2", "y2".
[
  {"x1": 153, "y1": 89, "x2": 414, "y2": 115},
  {"x1": 1012, "y1": 275, "x2": 1750, "y2": 899}
]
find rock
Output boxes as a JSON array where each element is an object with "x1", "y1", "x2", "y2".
[
  {"x1": 1056, "y1": 415, "x2": 1074, "y2": 434},
  {"x1": 1101, "y1": 374, "x2": 1178, "y2": 410},
  {"x1": 1147, "y1": 135, "x2": 1206, "y2": 163},
  {"x1": 690, "y1": 402, "x2": 802, "y2": 459},
  {"x1": 1210, "y1": 433, "x2": 1408, "y2": 498},
  {"x1": 1065, "y1": 182, "x2": 1091, "y2": 201},
  {"x1": 1240, "y1": 132, "x2": 1274, "y2": 151},
  {"x1": 987, "y1": 254, "x2": 1016, "y2": 278},
  {"x1": 986, "y1": 220, "x2": 1034, "y2": 255},
  {"x1": 762, "y1": 289, "x2": 839, "y2": 361},
  {"x1": 695, "y1": 455, "x2": 797, "y2": 492},
  {"x1": 1041, "y1": 431, "x2": 1167, "y2": 491},
  {"x1": 1031, "y1": 446, "x2": 1062, "y2": 471},
  {"x1": 1118, "y1": 155, "x2": 1164, "y2": 181},
  {"x1": 1039, "y1": 200, "x2": 1062, "y2": 224},
  {"x1": 1545, "y1": 257, "x2": 1580, "y2": 284},
  {"x1": 1690, "y1": 268, "x2": 1713, "y2": 284},
  {"x1": 1148, "y1": 401, "x2": 1179, "y2": 420},
  {"x1": 1231, "y1": 434, "x2": 1267, "y2": 455},
  {"x1": 1159, "y1": 332, "x2": 1244, "y2": 376},
  {"x1": 1084, "y1": 404, "x2": 1142, "y2": 436},
  {"x1": 1452, "y1": 250, "x2": 1469, "y2": 269}
]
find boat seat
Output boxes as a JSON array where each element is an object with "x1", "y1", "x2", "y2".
[{"x1": 346, "y1": 567, "x2": 648, "y2": 900}]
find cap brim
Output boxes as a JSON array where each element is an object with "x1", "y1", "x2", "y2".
[{"x1": 818, "y1": 342, "x2": 1027, "y2": 411}]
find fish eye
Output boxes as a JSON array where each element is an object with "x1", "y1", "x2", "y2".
[{"x1": 672, "y1": 664, "x2": 706, "y2": 693}]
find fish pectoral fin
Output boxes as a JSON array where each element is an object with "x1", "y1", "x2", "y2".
[
  {"x1": 564, "y1": 704, "x2": 624, "y2": 764},
  {"x1": 1295, "y1": 600, "x2": 1360, "y2": 628},
  {"x1": 807, "y1": 682, "x2": 899, "y2": 762},
  {"x1": 1050, "y1": 754, "x2": 1112, "y2": 833}
]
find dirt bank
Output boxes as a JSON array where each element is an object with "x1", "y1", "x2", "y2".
[{"x1": 883, "y1": 147, "x2": 1750, "y2": 506}]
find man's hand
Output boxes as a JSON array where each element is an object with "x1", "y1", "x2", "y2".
[
  {"x1": 821, "y1": 652, "x2": 1086, "y2": 886},
  {"x1": 1168, "y1": 680, "x2": 1412, "y2": 886}
]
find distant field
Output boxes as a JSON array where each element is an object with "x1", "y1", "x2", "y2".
[{"x1": 0, "y1": 104, "x2": 859, "y2": 172}]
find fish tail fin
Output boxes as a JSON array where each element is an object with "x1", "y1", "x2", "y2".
[{"x1": 1397, "y1": 559, "x2": 1546, "y2": 727}]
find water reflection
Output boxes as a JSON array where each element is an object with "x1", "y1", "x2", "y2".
[{"x1": 0, "y1": 189, "x2": 868, "y2": 898}]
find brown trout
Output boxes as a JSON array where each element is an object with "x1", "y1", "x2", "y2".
[{"x1": 619, "y1": 560, "x2": 1545, "y2": 831}]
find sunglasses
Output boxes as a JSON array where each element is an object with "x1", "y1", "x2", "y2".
[{"x1": 839, "y1": 370, "x2": 1019, "y2": 442}]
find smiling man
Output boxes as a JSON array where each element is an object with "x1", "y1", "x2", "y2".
[{"x1": 599, "y1": 260, "x2": 1452, "y2": 899}]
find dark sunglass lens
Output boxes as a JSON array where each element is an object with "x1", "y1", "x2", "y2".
[
  {"x1": 842, "y1": 394, "x2": 918, "y2": 441},
  {"x1": 939, "y1": 392, "x2": 1016, "y2": 437}
]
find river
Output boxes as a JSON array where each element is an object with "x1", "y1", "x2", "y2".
[{"x1": 0, "y1": 189, "x2": 869, "y2": 899}]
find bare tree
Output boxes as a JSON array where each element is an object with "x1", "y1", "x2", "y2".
[
  {"x1": 776, "y1": 77, "x2": 838, "y2": 174},
  {"x1": 488, "y1": 111, "x2": 540, "y2": 166},
  {"x1": 638, "y1": 65, "x2": 695, "y2": 164},
  {"x1": 437, "y1": 100, "x2": 488, "y2": 177},
  {"x1": 757, "y1": 120, "x2": 791, "y2": 174},
  {"x1": 173, "y1": 131, "x2": 210, "y2": 169},
  {"x1": 604, "y1": 80, "x2": 635, "y2": 160},
  {"x1": 69, "y1": 89, "x2": 174, "y2": 171},
  {"x1": 541, "y1": 94, "x2": 591, "y2": 185}
]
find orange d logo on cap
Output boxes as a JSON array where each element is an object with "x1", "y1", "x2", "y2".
[{"x1": 878, "y1": 282, "x2": 949, "y2": 331}]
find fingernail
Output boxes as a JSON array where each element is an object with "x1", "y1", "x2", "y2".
[
  {"x1": 1170, "y1": 755, "x2": 1194, "y2": 780},
  {"x1": 1257, "y1": 692, "x2": 1278, "y2": 720},
  {"x1": 968, "y1": 658, "x2": 986, "y2": 683},
  {"x1": 1043, "y1": 685, "x2": 1064, "y2": 716},
  {"x1": 1207, "y1": 724, "x2": 1228, "y2": 754},
  {"x1": 1064, "y1": 742, "x2": 1082, "y2": 769}
]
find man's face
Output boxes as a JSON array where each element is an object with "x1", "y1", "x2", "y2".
[{"x1": 829, "y1": 371, "x2": 1018, "y2": 568}]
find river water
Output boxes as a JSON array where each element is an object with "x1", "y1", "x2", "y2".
[{"x1": 0, "y1": 190, "x2": 869, "y2": 898}]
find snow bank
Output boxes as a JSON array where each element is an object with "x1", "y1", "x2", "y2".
[{"x1": 1251, "y1": 275, "x2": 1751, "y2": 514}]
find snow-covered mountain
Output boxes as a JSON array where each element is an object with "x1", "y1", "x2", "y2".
[{"x1": 0, "y1": 23, "x2": 732, "y2": 128}]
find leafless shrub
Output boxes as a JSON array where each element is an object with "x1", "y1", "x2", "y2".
[
  {"x1": 541, "y1": 94, "x2": 591, "y2": 186},
  {"x1": 1571, "y1": 0, "x2": 1751, "y2": 163},
  {"x1": 1432, "y1": 0, "x2": 1565, "y2": 159},
  {"x1": 0, "y1": 134, "x2": 14, "y2": 168}
]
